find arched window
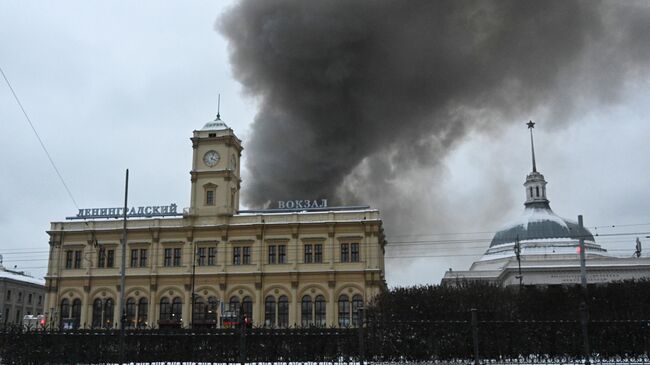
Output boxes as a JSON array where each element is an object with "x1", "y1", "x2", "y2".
[
  {"x1": 126, "y1": 298, "x2": 136, "y2": 328},
  {"x1": 242, "y1": 296, "x2": 253, "y2": 323},
  {"x1": 264, "y1": 296, "x2": 276, "y2": 327},
  {"x1": 193, "y1": 296, "x2": 206, "y2": 321},
  {"x1": 104, "y1": 298, "x2": 114, "y2": 328},
  {"x1": 352, "y1": 294, "x2": 364, "y2": 327},
  {"x1": 207, "y1": 296, "x2": 218, "y2": 321},
  {"x1": 536, "y1": 186, "x2": 540, "y2": 197},
  {"x1": 160, "y1": 297, "x2": 171, "y2": 321},
  {"x1": 315, "y1": 295, "x2": 326, "y2": 327},
  {"x1": 60, "y1": 298, "x2": 70, "y2": 329},
  {"x1": 137, "y1": 298, "x2": 148, "y2": 328},
  {"x1": 92, "y1": 299, "x2": 103, "y2": 328},
  {"x1": 338, "y1": 295, "x2": 350, "y2": 327},
  {"x1": 71, "y1": 299, "x2": 81, "y2": 328},
  {"x1": 301, "y1": 295, "x2": 313, "y2": 326},
  {"x1": 278, "y1": 295, "x2": 289, "y2": 328},
  {"x1": 529, "y1": 187, "x2": 533, "y2": 198},
  {"x1": 60, "y1": 298, "x2": 70, "y2": 318},
  {"x1": 171, "y1": 297, "x2": 183, "y2": 321},
  {"x1": 229, "y1": 296, "x2": 240, "y2": 309}
]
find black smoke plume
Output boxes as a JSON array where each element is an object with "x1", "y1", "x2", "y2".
[{"x1": 218, "y1": 1, "x2": 650, "y2": 237}]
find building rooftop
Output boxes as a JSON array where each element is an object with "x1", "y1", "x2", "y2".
[
  {"x1": 489, "y1": 203, "x2": 596, "y2": 247},
  {"x1": 0, "y1": 265, "x2": 45, "y2": 286}
]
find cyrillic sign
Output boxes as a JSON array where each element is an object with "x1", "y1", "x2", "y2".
[
  {"x1": 277, "y1": 199, "x2": 328, "y2": 209},
  {"x1": 66, "y1": 203, "x2": 181, "y2": 220}
]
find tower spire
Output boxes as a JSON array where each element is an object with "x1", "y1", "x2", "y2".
[
  {"x1": 523, "y1": 120, "x2": 549, "y2": 207},
  {"x1": 527, "y1": 120, "x2": 537, "y2": 172},
  {"x1": 216, "y1": 94, "x2": 221, "y2": 120}
]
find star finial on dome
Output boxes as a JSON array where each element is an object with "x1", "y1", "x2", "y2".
[{"x1": 527, "y1": 120, "x2": 535, "y2": 129}]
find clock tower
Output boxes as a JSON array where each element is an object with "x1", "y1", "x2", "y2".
[{"x1": 189, "y1": 113, "x2": 242, "y2": 218}]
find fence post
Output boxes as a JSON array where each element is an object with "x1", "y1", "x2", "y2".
[
  {"x1": 358, "y1": 307, "x2": 365, "y2": 365},
  {"x1": 239, "y1": 305, "x2": 246, "y2": 365},
  {"x1": 471, "y1": 308, "x2": 480, "y2": 365}
]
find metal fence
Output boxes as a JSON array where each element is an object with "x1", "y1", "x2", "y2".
[{"x1": 1, "y1": 316, "x2": 649, "y2": 364}]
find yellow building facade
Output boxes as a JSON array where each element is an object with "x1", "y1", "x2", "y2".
[{"x1": 44, "y1": 116, "x2": 386, "y2": 329}]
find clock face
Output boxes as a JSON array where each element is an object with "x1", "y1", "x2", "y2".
[{"x1": 203, "y1": 150, "x2": 220, "y2": 167}]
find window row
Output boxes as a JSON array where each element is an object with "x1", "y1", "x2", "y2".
[
  {"x1": 5, "y1": 290, "x2": 41, "y2": 305},
  {"x1": 64, "y1": 248, "x2": 146, "y2": 269},
  {"x1": 59, "y1": 293, "x2": 364, "y2": 329},
  {"x1": 64, "y1": 242, "x2": 361, "y2": 270}
]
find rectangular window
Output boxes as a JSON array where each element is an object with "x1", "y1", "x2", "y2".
[
  {"x1": 18, "y1": 292, "x2": 22, "y2": 302},
  {"x1": 268, "y1": 245, "x2": 276, "y2": 264},
  {"x1": 65, "y1": 251, "x2": 73, "y2": 269},
  {"x1": 139, "y1": 249, "x2": 148, "y2": 267},
  {"x1": 242, "y1": 246, "x2": 251, "y2": 264},
  {"x1": 164, "y1": 248, "x2": 172, "y2": 267},
  {"x1": 38, "y1": 295, "x2": 42, "y2": 305},
  {"x1": 351, "y1": 243, "x2": 360, "y2": 262},
  {"x1": 97, "y1": 247, "x2": 106, "y2": 268},
  {"x1": 314, "y1": 244, "x2": 323, "y2": 263},
  {"x1": 304, "y1": 244, "x2": 313, "y2": 263},
  {"x1": 173, "y1": 248, "x2": 182, "y2": 266},
  {"x1": 341, "y1": 243, "x2": 349, "y2": 263},
  {"x1": 74, "y1": 250, "x2": 82, "y2": 269},
  {"x1": 233, "y1": 247, "x2": 241, "y2": 265},
  {"x1": 6, "y1": 290, "x2": 10, "y2": 301},
  {"x1": 106, "y1": 249, "x2": 114, "y2": 268},
  {"x1": 207, "y1": 247, "x2": 216, "y2": 266},
  {"x1": 197, "y1": 247, "x2": 206, "y2": 266},
  {"x1": 130, "y1": 249, "x2": 138, "y2": 267},
  {"x1": 206, "y1": 190, "x2": 215, "y2": 205},
  {"x1": 278, "y1": 245, "x2": 286, "y2": 264},
  {"x1": 28, "y1": 293, "x2": 32, "y2": 304}
]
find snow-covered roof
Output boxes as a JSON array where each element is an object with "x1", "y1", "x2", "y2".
[
  {"x1": 0, "y1": 268, "x2": 45, "y2": 286},
  {"x1": 200, "y1": 115, "x2": 229, "y2": 131},
  {"x1": 489, "y1": 203, "x2": 596, "y2": 247}
]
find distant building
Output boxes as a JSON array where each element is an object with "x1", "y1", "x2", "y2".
[
  {"x1": 45, "y1": 113, "x2": 386, "y2": 329},
  {"x1": 442, "y1": 122, "x2": 650, "y2": 286},
  {"x1": 0, "y1": 259, "x2": 45, "y2": 326}
]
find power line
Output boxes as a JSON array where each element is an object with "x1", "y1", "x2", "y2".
[{"x1": 0, "y1": 65, "x2": 79, "y2": 210}]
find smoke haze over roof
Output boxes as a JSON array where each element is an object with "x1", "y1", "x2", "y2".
[{"x1": 219, "y1": 0, "x2": 650, "y2": 238}]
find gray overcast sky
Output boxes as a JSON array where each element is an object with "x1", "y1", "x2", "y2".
[{"x1": 1, "y1": 1, "x2": 649, "y2": 286}]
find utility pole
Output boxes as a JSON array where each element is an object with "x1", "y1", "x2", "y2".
[
  {"x1": 190, "y1": 244, "x2": 197, "y2": 328},
  {"x1": 514, "y1": 235, "x2": 523, "y2": 288},
  {"x1": 578, "y1": 215, "x2": 590, "y2": 365},
  {"x1": 119, "y1": 169, "x2": 129, "y2": 365}
]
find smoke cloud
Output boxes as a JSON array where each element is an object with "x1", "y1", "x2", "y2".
[{"x1": 218, "y1": 1, "x2": 650, "y2": 240}]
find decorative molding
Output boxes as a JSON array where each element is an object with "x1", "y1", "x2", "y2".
[
  {"x1": 337, "y1": 235, "x2": 364, "y2": 242},
  {"x1": 230, "y1": 239, "x2": 255, "y2": 244}
]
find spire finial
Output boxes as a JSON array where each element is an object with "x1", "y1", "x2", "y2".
[
  {"x1": 216, "y1": 94, "x2": 221, "y2": 120},
  {"x1": 527, "y1": 120, "x2": 537, "y2": 172}
]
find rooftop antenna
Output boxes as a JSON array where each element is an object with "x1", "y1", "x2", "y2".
[
  {"x1": 216, "y1": 94, "x2": 221, "y2": 120},
  {"x1": 526, "y1": 120, "x2": 537, "y2": 172},
  {"x1": 635, "y1": 237, "x2": 642, "y2": 258}
]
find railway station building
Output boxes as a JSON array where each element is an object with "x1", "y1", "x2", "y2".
[{"x1": 44, "y1": 114, "x2": 387, "y2": 329}]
